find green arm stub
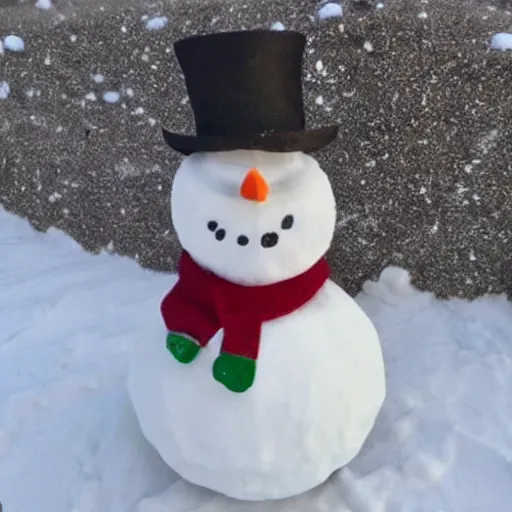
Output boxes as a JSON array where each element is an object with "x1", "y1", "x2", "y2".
[
  {"x1": 166, "y1": 332, "x2": 201, "y2": 364},
  {"x1": 213, "y1": 352, "x2": 256, "y2": 393}
]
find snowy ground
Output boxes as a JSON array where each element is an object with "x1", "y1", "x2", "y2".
[{"x1": 1, "y1": 205, "x2": 512, "y2": 512}]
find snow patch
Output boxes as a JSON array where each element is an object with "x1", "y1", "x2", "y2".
[
  {"x1": 26, "y1": 88, "x2": 41, "y2": 98},
  {"x1": 145, "y1": 16, "x2": 169, "y2": 31},
  {"x1": 317, "y1": 2, "x2": 343, "y2": 20},
  {"x1": 363, "y1": 41, "x2": 374, "y2": 52},
  {"x1": 477, "y1": 128, "x2": 499, "y2": 155},
  {"x1": 48, "y1": 192, "x2": 62, "y2": 203},
  {"x1": 3, "y1": 35, "x2": 25, "y2": 53},
  {"x1": 0, "y1": 81, "x2": 10, "y2": 100},
  {"x1": 103, "y1": 91, "x2": 121, "y2": 104},
  {"x1": 92, "y1": 73, "x2": 105, "y2": 84},
  {"x1": 490, "y1": 33, "x2": 512, "y2": 51},
  {"x1": 2, "y1": 208, "x2": 512, "y2": 512},
  {"x1": 35, "y1": 0, "x2": 53, "y2": 9},
  {"x1": 271, "y1": 22, "x2": 286, "y2": 31}
]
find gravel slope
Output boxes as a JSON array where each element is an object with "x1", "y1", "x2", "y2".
[{"x1": 1, "y1": 0, "x2": 511, "y2": 298}]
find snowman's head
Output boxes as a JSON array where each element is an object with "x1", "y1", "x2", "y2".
[{"x1": 171, "y1": 149, "x2": 336, "y2": 286}]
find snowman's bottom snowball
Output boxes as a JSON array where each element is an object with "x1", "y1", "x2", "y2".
[{"x1": 127, "y1": 279, "x2": 385, "y2": 501}]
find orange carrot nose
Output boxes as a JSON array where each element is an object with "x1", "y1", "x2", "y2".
[{"x1": 240, "y1": 168, "x2": 269, "y2": 202}]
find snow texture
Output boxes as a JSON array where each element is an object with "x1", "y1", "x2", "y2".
[
  {"x1": 0, "y1": 81, "x2": 10, "y2": 99},
  {"x1": 317, "y1": 2, "x2": 343, "y2": 20},
  {"x1": 3, "y1": 35, "x2": 25, "y2": 52},
  {"x1": 490, "y1": 33, "x2": 512, "y2": 50},
  {"x1": 1, "y1": 206, "x2": 512, "y2": 511},
  {"x1": 145, "y1": 16, "x2": 169, "y2": 31},
  {"x1": 35, "y1": 0, "x2": 53, "y2": 10}
]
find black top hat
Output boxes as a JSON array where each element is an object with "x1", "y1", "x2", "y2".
[{"x1": 162, "y1": 30, "x2": 339, "y2": 156}]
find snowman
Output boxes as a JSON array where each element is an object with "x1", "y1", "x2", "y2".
[{"x1": 128, "y1": 29, "x2": 386, "y2": 502}]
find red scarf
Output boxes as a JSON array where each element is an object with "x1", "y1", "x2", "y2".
[{"x1": 161, "y1": 251, "x2": 330, "y2": 360}]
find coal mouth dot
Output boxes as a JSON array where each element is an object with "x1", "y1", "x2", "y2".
[
  {"x1": 215, "y1": 229, "x2": 226, "y2": 241},
  {"x1": 261, "y1": 232, "x2": 279, "y2": 248},
  {"x1": 237, "y1": 235, "x2": 249, "y2": 246},
  {"x1": 281, "y1": 214, "x2": 294, "y2": 230},
  {"x1": 207, "y1": 220, "x2": 218, "y2": 232}
]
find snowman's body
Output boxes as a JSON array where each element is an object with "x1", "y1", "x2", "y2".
[{"x1": 128, "y1": 149, "x2": 386, "y2": 501}]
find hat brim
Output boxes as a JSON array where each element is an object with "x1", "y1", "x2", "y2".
[{"x1": 161, "y1": 125, "x2": 339, "y2": 156}]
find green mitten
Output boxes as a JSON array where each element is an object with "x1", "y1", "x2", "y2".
[
  {"x1": 212, "y1": 352, "x2": 256, "y2": 393},
  {"x1": 166, "y1": 332, "x2": 201, "y2": 364}
]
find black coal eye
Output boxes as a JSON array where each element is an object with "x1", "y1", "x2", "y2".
[
  {"x1": 237, "y1": 235, "x2": 249, "y2": 246},
  {"x1": 281, "y1": 215, "x2": 294, "y2": 230},
  {"x1": 215, "y1": 229, "x2": 226, "y2": 241},
  {"x1": 261, "y1": 232, "x2": 279, "y2": 248},
  {"x1": 207, "y1": 221, "x2": 218, "y2": 232}
]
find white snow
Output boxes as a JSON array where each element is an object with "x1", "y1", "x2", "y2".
[
  {"x1": 92, "y1": 73, "x2": 105, "y2": 84},
  {"x1": 48, "y1": 191, "x2": 62, "y2": 203},
  {"x1": 35, "y1": 0, "x2": 53, "y2": 9},
  {"x1": 0, "y1": 81, "x2": 10, "y2": 99},
  {"x1": 103, "y1": 91, "x2": 121, "y2": 104},
  {"x1": 271, "y1": 22, "x2": 285, "y2": 31},
  {"x1": 490, "y1": 33, "x2": 512, "y2": 51},
  {"x1": 1, "y1": 207, "x2": 512, "y2": 511},
  {"x1": 145, "y1": 16, "x2": 169, "y2": 31},
  {"x1": 26, "y1": 88, "x2": 41, "y2": 98},
  {"x1": 317, "y1": 2, "x2": 343, "y2": 20},
  {"x1": 3, "y1": 35, "x2": 25, "y2": 53},
  {"x1": 363, "y1": 41, "x2": 374, "y2": 52}
]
